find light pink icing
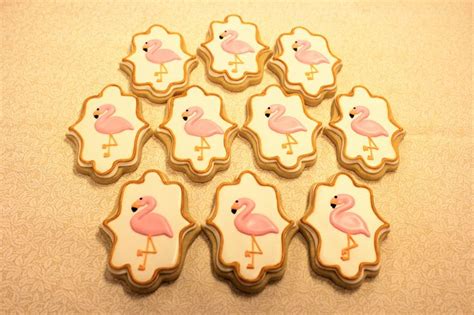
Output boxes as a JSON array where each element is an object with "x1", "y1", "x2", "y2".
[
  {"x1": 266, "y1": 104, "x2": 307, "y2": 134},
  {"x1": 231, "y1": 198, "x2": 279, "y2": 236},
  {"x1": 182, "y1": 106, "x2": 224, "y2": 137},
  {"x1": 219, "y1": 30, "x2": 255, "y2": 55},
  {"x1": 93, "y1": 104, "x2": 134, "y2": 134},
  {"x1": 143, "y1": 39, "x2": 181, "y2": 64},
  {"x1": 293, "y1": 40, "x2": 329, "y2": 65},
  {"x1": 350, "y1": 106, "x2": 389, "y2": 138},
  {"x1": 329, "y1": 194, "x2": 370, "y2": 237},
  {"x1": 130, "y1": 196, "x2": 173, "y2": 237}
]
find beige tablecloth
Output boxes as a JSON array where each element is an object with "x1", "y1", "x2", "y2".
[{"x1": 1, "y1": 0, "x2": 472, "y2": 313}]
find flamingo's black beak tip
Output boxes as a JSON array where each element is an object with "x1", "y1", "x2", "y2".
[
  {"x1": 131, "y1": 207, "x2": 138, "y2": 212},
  {"x1": 349, "y1": 114, "x2": 354, "y2": 119},
  {"x1": 143, "y1": 48, "x2": 148, "y2": 52},
  {"x1": 94, "y1": 114, "x2": 99, "y2": 119},
  {"x1": 182, "y1": 116, "x2": 188, "y2": 121},
  {"x1": 219, "y1": 35, "x2": 223, "y2": 39},
  {"x1": 330, "y1": 203, "x2": 337, "y2": 209},
  {"x1": 293, "y1": 47, "x2": 297, "y2": 51},
  {"x1": 231, "y1": 208, "x2": 237, "y2": 214},
  {"x1": 265, "y1": 113, "x2": 270, "y2": 118}
]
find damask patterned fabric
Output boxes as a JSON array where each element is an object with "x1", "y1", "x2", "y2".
[{"x1": 1, "y1": 0, "x2": 472, "y2": 313}]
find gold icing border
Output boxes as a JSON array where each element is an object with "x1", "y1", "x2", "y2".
[
  {"x1": 122, "y1": 24, "x2": 197, "y2": 95},
  {"x1": 300, "y1": 172, "x2": 390, "y2": 284},
  {"x1": 67, "y1": 84, "x2": 149, "y2": 177},
  {"x1": 102, "y1": 169, "x2": 198, "y2": 287},
  {"x1": 157, "y1": 85, "x2": 238, "y2": 176},
  {"x1": 198, "y1": 14, "x2": 272, "y2": 82},
  {"x1": 241, "y1": 84, "x2": 322, "y2": 172},
  {"x1": 269, "y1": 26, "x2": 342, "y2": 98},
  {"x1": 325, "y1": 85, "x2": 406, "y2": 172},
  {"x1": 206, "y1": 170, "x2": 296, "y2": 285}
]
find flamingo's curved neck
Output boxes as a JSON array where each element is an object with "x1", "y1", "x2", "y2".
[
  {"x1": 137, "y1": 199, "x2": 156, "y2": 220},
  {"x1": 224, "y1": 31, "x2": 238, "y2": 44},
  {"x1": 270, "y1": 105, "x2": 286, "y2": 122},
  {"x1": 354, "y1": 107, "x2": 369, "y2": 123},
  {"x1": 98, "y1": 106, "x2": 115, "y2": 122},
  {"x1": 149, "y1": 43, "x2": 161, "y2": 53},
  {"x1": 333, "y1": 197, "x2": 354, "y2": 217},
  {"x1": 187, "y1": 110, "x2": 203, "y2": 125},
  {"x1": 236, "y1": 199, "x2": 255, "y2": 223},
  {"x1": 300, "y1": 41, "x2": 311, "y2": 52}
]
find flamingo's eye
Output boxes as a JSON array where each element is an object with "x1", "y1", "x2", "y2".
[
  {"x1": 96, "y1": 108, "x2": 99, "y2": 110},
  {"x1": 295, "y1": 41, "x2": 297, "y2": 43},
  {"x1": 334, "y1": 195, "x2": 337, "y2": 198},
  {"x1": 225, "y1": 30, "x2": 227, "y2": 33},
  {"x1": 235, "y1": 200, "x2": 238, "y2": 203},
  {"x1": 353, "y1": 107, "x2": 356, "y2": 109},
  {"x1": 186, "y1": 109, "x2": 188, "y2": 112},
  {"x1": 267, "y1": 107, "x2": 270, "y2": 109},
  {"x1": 139, "y1": 197, "x2": 143, "y2": 200}
]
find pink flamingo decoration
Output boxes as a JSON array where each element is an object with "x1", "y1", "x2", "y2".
[
  {"x1": 219, "y1": 30, "x2": 255, "y2": 73},
  {"x1": 265, "y1": 104, "x2": 307, "y2": 154},
  {"x1": 130, "y1": 196, "x2": 173, "y2": 271},
  {"x1": 292, "y1": 40, "x2": 329, "y2": 80},
  {"x1": 182, "y1": 106, "x2": 224, "y2": 161},
  {"x1": 349, "y1": 106, "x2": 389, "y2": 161},
  {"x1": 93, "y1": 104, "x2": 134, "y2": 158},
  {"x1": 231, "y1": 198, "x2": 279, "y2": 269},
  {"x1": 330, "y1": 194, "x2": 370, "y2": 261},
  {"x1": 142, "y1": 39, "x2": 181, "y2": 82}
]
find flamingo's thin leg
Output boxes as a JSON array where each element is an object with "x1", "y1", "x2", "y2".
[
  {"x1": 245, "y1": 235, "x2": 263, "y2": 269},
  {"x1": 282, "y1": 133, "x2": 298, "y2": 154},
  {"x1": 154, "y1": 64, "x2": 168, "y2": 82},
  {"x1": 341, "y1": 234, "x2": 359, "y2": 261},
  {"x1": 103, "y1": 134, "x2": 117, "y2": 158},
  {"x1": 195, "y1": 137, "x2": 210, "y2": 161},
  {"x1": 229, "y1": 54, "x2": 244, "y2": 73},
  {"x1": 138, "y1": 235, "x2": 157, "y2": 271},
  {"x1": 363, "y1": 137, "x2": 379, "y2": 160},
  {"x1": 305, "y1": 65, "x2": 318, "y2": 80}
]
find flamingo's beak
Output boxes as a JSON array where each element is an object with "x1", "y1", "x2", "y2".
[
  {"x1": 231, "y1": 202, "x2": 239, "y2": 214},
  {"x1": 181, "y1": 112, "x2": 188, "y2": 121},
  {"x1": 93, "y1": 109, "x2": 102, "y2": 119},
  {"x1": 349, "y1": 109, "x2": 356, "y2": 119},
  {"x1": 330, "y1": 197, "x2": 339, "y2": 209},
  {"x1": 292, "y1": 43, "x2": 299, "y2": 51},
  {"x1": 264, "y1": 109, "x2": 272, "y2": 118},
  {"x1": 219, "y1": 32, "x2": 226, "y2": 40},
  {"x1": 142, "y1": 43, "x2": 149, "y2": 52},
  {"x1": 131, "y1": 200, "x2": 141, "y2": 212}
]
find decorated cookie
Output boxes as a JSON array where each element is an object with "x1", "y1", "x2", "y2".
[
  {"x1": 268, "y1": 27, "x2": 342, "y2": 106},
  {"x1": 198, "y1": 15, "x2": 272, "y2": 92},
  {"x1": 205, "y1": 171, "x2": 297, "y2": 293},
  {"x1": 241, "y1": 85, "x2": 322, "y2": 178},
  {"x1": 156, "y1": 86, "x2": 238, "y2": 182},
  {"x1": 102, "y1": 170, "x2": 200, "y2": 293},
  {"x1": 67, "y1": 85, "x2": 151, "y2": 184},
  {"x1": 325, "y1": 86, "x2": 405, "y2": 180},
  {"x1": 300, "y1": 172, "x2": 389, "y2": 288},
  {"x1": 121, "y1": 24, "x2": 198, "y2": 103}
]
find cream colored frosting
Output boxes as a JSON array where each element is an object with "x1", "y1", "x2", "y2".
[
  {"x1": 246, "y1": 85, "x2": 320, "y2": 168},
  {"x1": 204, "y1": 15, "x2": 265, "y2": 80},
  {"x1": 334, "y1": 86, "x2": 400, "y2": 167},
  {"x1": 277, "y1": 27, "x2": 338, "y2": 95},
  {"x1": 106, "y1": 171, "x2": 191, "y2": 283},
  {"x1": 124, "y1": 25, "x2": 193, "y2": 91},
  {"x1": 212, "y1": 173, "x2": 290, "y2": 281},
  {"x1": 72, "y1": 86, "x2": 147, "y2": 173},
  {"x1": 161, "y1": 87, "x2": 234, "y2": 172},
  {"x1": 305, "y1": 174, "x2": 386, "y2": 278}
]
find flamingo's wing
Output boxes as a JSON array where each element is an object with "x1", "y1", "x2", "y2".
[
  {"x1": 199, "y1": 119, "x2": 224, "y2": 136},
  {"x1": 360, "y1": 120, "x2": 389, "y2": 137},
  {"x1": 342, "y1": 213, "x2": 370, "y2": 237},
  {"x1": 279, "y1": 116, "x2": 307, "y2": 133},
  {"x1": 233, "y1": 40, "x2": 255, "y2": 54},
  {"x1": 307, "y1": 50, "x2": 329, "y2": 64},
  {"x1": 246, "y1": 214, "x2": 279, "y2": 235}
]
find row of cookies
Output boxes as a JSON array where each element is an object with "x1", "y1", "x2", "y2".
[
  {"x1": 121, "y1": 15, "x2": 342, "y2": 107},
  {"x1": 102, "y1": 169, "x2": 389, "y2": 293},
  {"x1": 68, "y1": 84, "x2": 404, "y2": 183}
]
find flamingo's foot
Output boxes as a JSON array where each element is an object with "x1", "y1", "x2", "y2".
[
  {"x1": 305, "y1": 72, "x2": 314, "y2": 80},
  {"x1": 197, "y1": 156, "x2": 204, "y2": 161},
  {"x1": 103, "y1": 152, "x2": 110, "y2": 158},
  {"x1": 137, "y1": 249, "x2": 143, "y2": 257},
  {"x1": 232, "y1": 68, "x2": 238, "y2": 73},
  {"x1": 246, "y1": 264, "x2": 255, "y2": 269},
  {"x1": 138, "y1": 264, "x2": 146, "y2": 271},
  {"x1": 102, "y1": 144, "x2": 107, "y2": 149},
  {"x1": 282, "y1": 143, "x2": 287, "y2": 149},
  {"x1": 194, "y1": 146, "x2": 201, "y2": 152},
  {"x1": 363, "y1": 146, "x2": 369, "y2": 152},
  {"x1": 244, "y1": 250, "x2": 252, "y2": 258},
  {"x1": 341, "y1": 249, "x2": 350, "y2": 261},
  {"x1": 286, "y1": 149, "x2": 293, "y2": 155}
]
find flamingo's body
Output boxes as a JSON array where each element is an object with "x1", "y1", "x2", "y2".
[
  {"x1": 219, "y1": 30, "x2": 255, "y2": 73},
  {"x1": 182, "y1": 106, "x2": 224, "y2": 161},
  {"x1": 349, "y1": 106, "x2": 388, "y2": 160},
  {"x1": 130, "y1": 196, "x2": 173, "y2": 270},
  {"x1": 265, "y1": 104, "x2": 307, "y2": 154},
  {"x1": 330, "y1": 194, "x2": 370, "y2": 261},
  {"x1": 93, "y1": 104, "x2": 134, "y2": 157},
  {"x1": 231, "y1": 198, "x2": 278, "y2": 269},
  {"x1": 292, "y1": 40, "x2": 329, "y2": 80},
  {"x1": 142, "y1": 39, "x2": 181, "y2": 82}
]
